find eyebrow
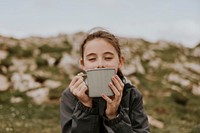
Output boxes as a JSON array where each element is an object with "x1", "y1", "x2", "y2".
[
  {"x1": 104, "y1": 52, "x2": 114, "y2": 55},
  {"x1": 85, "y1": 51, "x2": 114, "y2": 58},
  {"x1": 86, "y1": 53, "x2": 96, "y2": 58}
]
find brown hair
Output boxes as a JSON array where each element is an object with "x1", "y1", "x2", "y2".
[{"x1": 80, "y1": 29, "x2": 124, "y2": 78}]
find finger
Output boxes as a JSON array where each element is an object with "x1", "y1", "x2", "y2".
[
  {"x1": 74, "y1": 82, "x2": 88, "y2": 95},
  {"x1": 76, "y1": 78, "x2": 84, "y2": 87},
  {"x1": 71, "y1": 77, "x2": 84, "y2": 90},
  {"x1": 109, "y1": 82, "x2": 120, "y2": 97},
  {"x1": 115, "y1": 75, "x2": 124, "y2": 88},
  {"x1": 69, "y1": 76, "x2": 82, "y2": 87},
  {"x1": 102, "y1": 93, "x2": 112, "y2": 104},
  {"x1": 77, "y1": 82, "x2": 87, "y2": 91},
  {"x1": 77, "y1": 85, "x2": 88, "y2": 97},
  {"x1": 70, "y1": 77, "x2": 84, "y2": 93},
  {"x1": 112, "y1": 76, "x2": 123, "y2": 92}
]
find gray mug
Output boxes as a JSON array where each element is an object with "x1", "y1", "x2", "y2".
[{"x1": 85, "y1": 68, "x2": 115, "y2": 97}]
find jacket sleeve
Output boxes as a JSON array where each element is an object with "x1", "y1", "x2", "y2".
[
  {"x1": 60, "y1": 89, "x2": 100, "y2": 133},
  {"x1": 102, "y1": 86, "x2": 150, "y2": 133}
]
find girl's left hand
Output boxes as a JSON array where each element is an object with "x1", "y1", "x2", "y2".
[{"x1": 101, "y1": 75, "x2": 124, "y2": 119}]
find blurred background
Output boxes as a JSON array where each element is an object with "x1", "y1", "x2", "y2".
[{"x1": 0, "y1": 0, "x2": 200, "y2": 133}]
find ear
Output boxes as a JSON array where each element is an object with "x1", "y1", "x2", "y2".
[
  {"x1": 118, "y1": 55, "x2": 124, "y2": 69},
  {"x1": 79, "y1": 58, "x2": 86, "y2": 70}
]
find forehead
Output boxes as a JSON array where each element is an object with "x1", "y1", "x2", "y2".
[{"x1": 84, "y1": 38, "x2": 117, "y2": 55}]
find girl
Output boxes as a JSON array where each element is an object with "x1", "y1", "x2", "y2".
[{"x1": 60, "y1": 29, "x2": 150, "y2": 133}]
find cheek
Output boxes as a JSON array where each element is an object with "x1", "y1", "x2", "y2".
[
  {"x1": 83, "y1": 61, "x2": 96, "y2": 70},
  {"x1": 107, "y1": 60, "x2": 120, "y2": 70}
]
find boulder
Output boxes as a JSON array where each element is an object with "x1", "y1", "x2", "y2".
[
  {"x1": 184, "y1": 62, "x2": 200, "y2": 74},
  {"x1": 168, "y1": 73, "x2": 191, "y2": 87},
  {"x1": 142, "y1": 50, "x2": 156, "y2": 61},
  {"x1": 9, "y1": 58, "x2": 37, "y2": 72},
  {"x1": 43, "y1": 80, "x2": 62, "y2": 89},
  {"x1": 148, "y1": 115, "x2": 164, "y2": 129},
  {"x1": 26, "y1": 88, "x2": 49, "y2": 105},
  {"x1": 192, "y1": 84, "x2": 200, "y2": 96},
  {"x1": 148, "y1": 58, "x2": 162, "y2": 69},
  {"x1": 58, "y1": 53, "x2": 81, "y2": 78},
  {"x1": 0, "y1": 74, "x2": 10, "y2": 91},
  {"x1": 11, "y1": 72, "x2": 41, "y2": 92},
  {"x1": 10, "y1": 96, "x2": 23, "y2": 103},
  {"x1": 192, "y1": 47, "x2": 200, "y2": 57},
  {"x1": 0, "y1": 50, "x2": 8, "y2": 61}
]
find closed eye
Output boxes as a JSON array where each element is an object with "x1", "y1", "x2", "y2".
[
  {"x1": 105, "y1": 57, "x2": 113, "y2": 60},
  {"x1": 88, "y1": 58, "x2": 96, "y2": 61}
]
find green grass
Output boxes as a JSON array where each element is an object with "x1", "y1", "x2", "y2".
[
  {"x1": 145, "y1": 89, "x2": 200, "y2": 133},
  {"x1": 154, "y1": 45, "x2": 184, "y2": 62},
  {"x1": 1, "y1": 87, "x2": 199, "y2": 133},
  {"x1": 8, "y1": 45, "x2": 34, "y2": 58},
  {"x1": 0, "y1": 91, "x2": 61, "y2": 133},
  {"x1": 133, "y1": 69, "x2": 200, "y2": 133},
  {"x1": 39, "y1": 44, "x2": 72, "y2": 54}
]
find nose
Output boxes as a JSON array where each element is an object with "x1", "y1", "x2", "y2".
[{"x1": 97, "y1": 58, "x2": 105, "y2": 68}]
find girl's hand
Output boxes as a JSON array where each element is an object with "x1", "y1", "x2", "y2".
[
  {"x1": 69, "y1": 75, "x2": 92, "y2": 108},
  {"x1": 102, "y1": 75, "x2": 124, "y2": 119}
]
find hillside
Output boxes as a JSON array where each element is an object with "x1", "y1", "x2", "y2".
[{"x1": 0, "y1": 33, "x2": 200, "y2": 133}]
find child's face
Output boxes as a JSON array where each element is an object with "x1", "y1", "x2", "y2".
[{"x1": 80, "y1": 38, "x2": 123, "y2": 73}]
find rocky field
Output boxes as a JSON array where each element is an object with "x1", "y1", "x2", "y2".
[{"x1": 0, "y1": 33, "x2": 200, "y2": 133}]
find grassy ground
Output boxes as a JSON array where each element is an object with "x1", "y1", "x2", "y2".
[
  {"x1": 1, "y1": 87, "x2": 200, "y2": 133},
  {"x1": 0, "y1": 91, "x2": 61, "y2": 133},
  {"x1": 145, "y1": 92, "x2": 200, "y2": 133},
  {"x1": 0, "y1": 41, "x2": 200, "y2": 132},
  {"x1": 137, "y1": 72, "x2": 200, "y2": 133}
]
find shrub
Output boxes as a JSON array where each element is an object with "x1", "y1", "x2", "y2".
[
  {"x1": 39, "y1": 44, "x2": 72, "y2": 53},
  {"x1": 35, "y1": 57, "x2": 48, "y2": 67}
]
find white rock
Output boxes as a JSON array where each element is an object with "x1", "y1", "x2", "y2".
[
  {"x1": 149, "y1": 58, "x2": 162, "y2": 69},
  {"x1": 58, "y1": 53, "x2": 81, "y2": 78},
  {"x1": 10, "y1": 96, "x2": 23, "y2": 103},
  {"x1": 0, "y1": 66, "x2": 7, "y2": 73},
  {"x1": 0, "y1": 50, "x2": 8, "y2": 61},
  {"x1": 192, "y1": 84, "x2": 200, "y2": 96},
  {"x1": 164, "y1": 62, "x2": 199, "y2": 81},
  {"x1": 150, "y1": 41, "x2": 169, "y2": 50},
  {"x1": 47, "y1": 57, "x2": 56, "y2": 67},
  {"x1": 135, "y1": 56, "x2": 146, "y2": 74},
  {"x1": 11, "y1": 73, "x2": 41, "y2": 92},
  {"x1": 9, "y1": 58, "x2": 37, "y2": 72},
  {"x1": 26, "y1": 88, "x2": 49, "y2": 105},
  {"x1": 166, "y1": 62, "x2": 188, "y2": 74},
  {"x1": 121, "y1": 46, "x2": 132, "y2": 61},
  {"x1": 168, "y1": 73, "x2": 190, "y2": 87},
  {"x1": 148, "y1": 115, "x2": 164, "y2": 129},
  {"x1": 171, "y1": 85, "x2": 182, "y2": 92},
  {"x1": 122, "y1": 65, "x2": 137, "y2": 76},
  {"x1": 128, "y1": 76, "x2": 140, "y2": 86},
  {"x1": 124, "y1": 56, "x2": 145, "y2": 75},
  {"x1": 0, "y1": 74, "x2": 10, "y2": 91},
  {"x1": 142, "y1": 50, "x2": 156, "y2": 61},
  {"x1": 41, "y1": 54, "x2": 56, "y2": 67},
  {"x1": 44, "y1": 80, "x2": 62, "y2": 89},
  {"x1": 184, "y1": 62, "x2": 200, "y2": 74},
  {"x1": 192, "y1": 47, "x2": 200, "y2": 57}
]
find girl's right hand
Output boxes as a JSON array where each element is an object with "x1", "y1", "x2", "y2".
[{"x1": 69, "y1": 75, "x2": 92, "y2": 108}]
